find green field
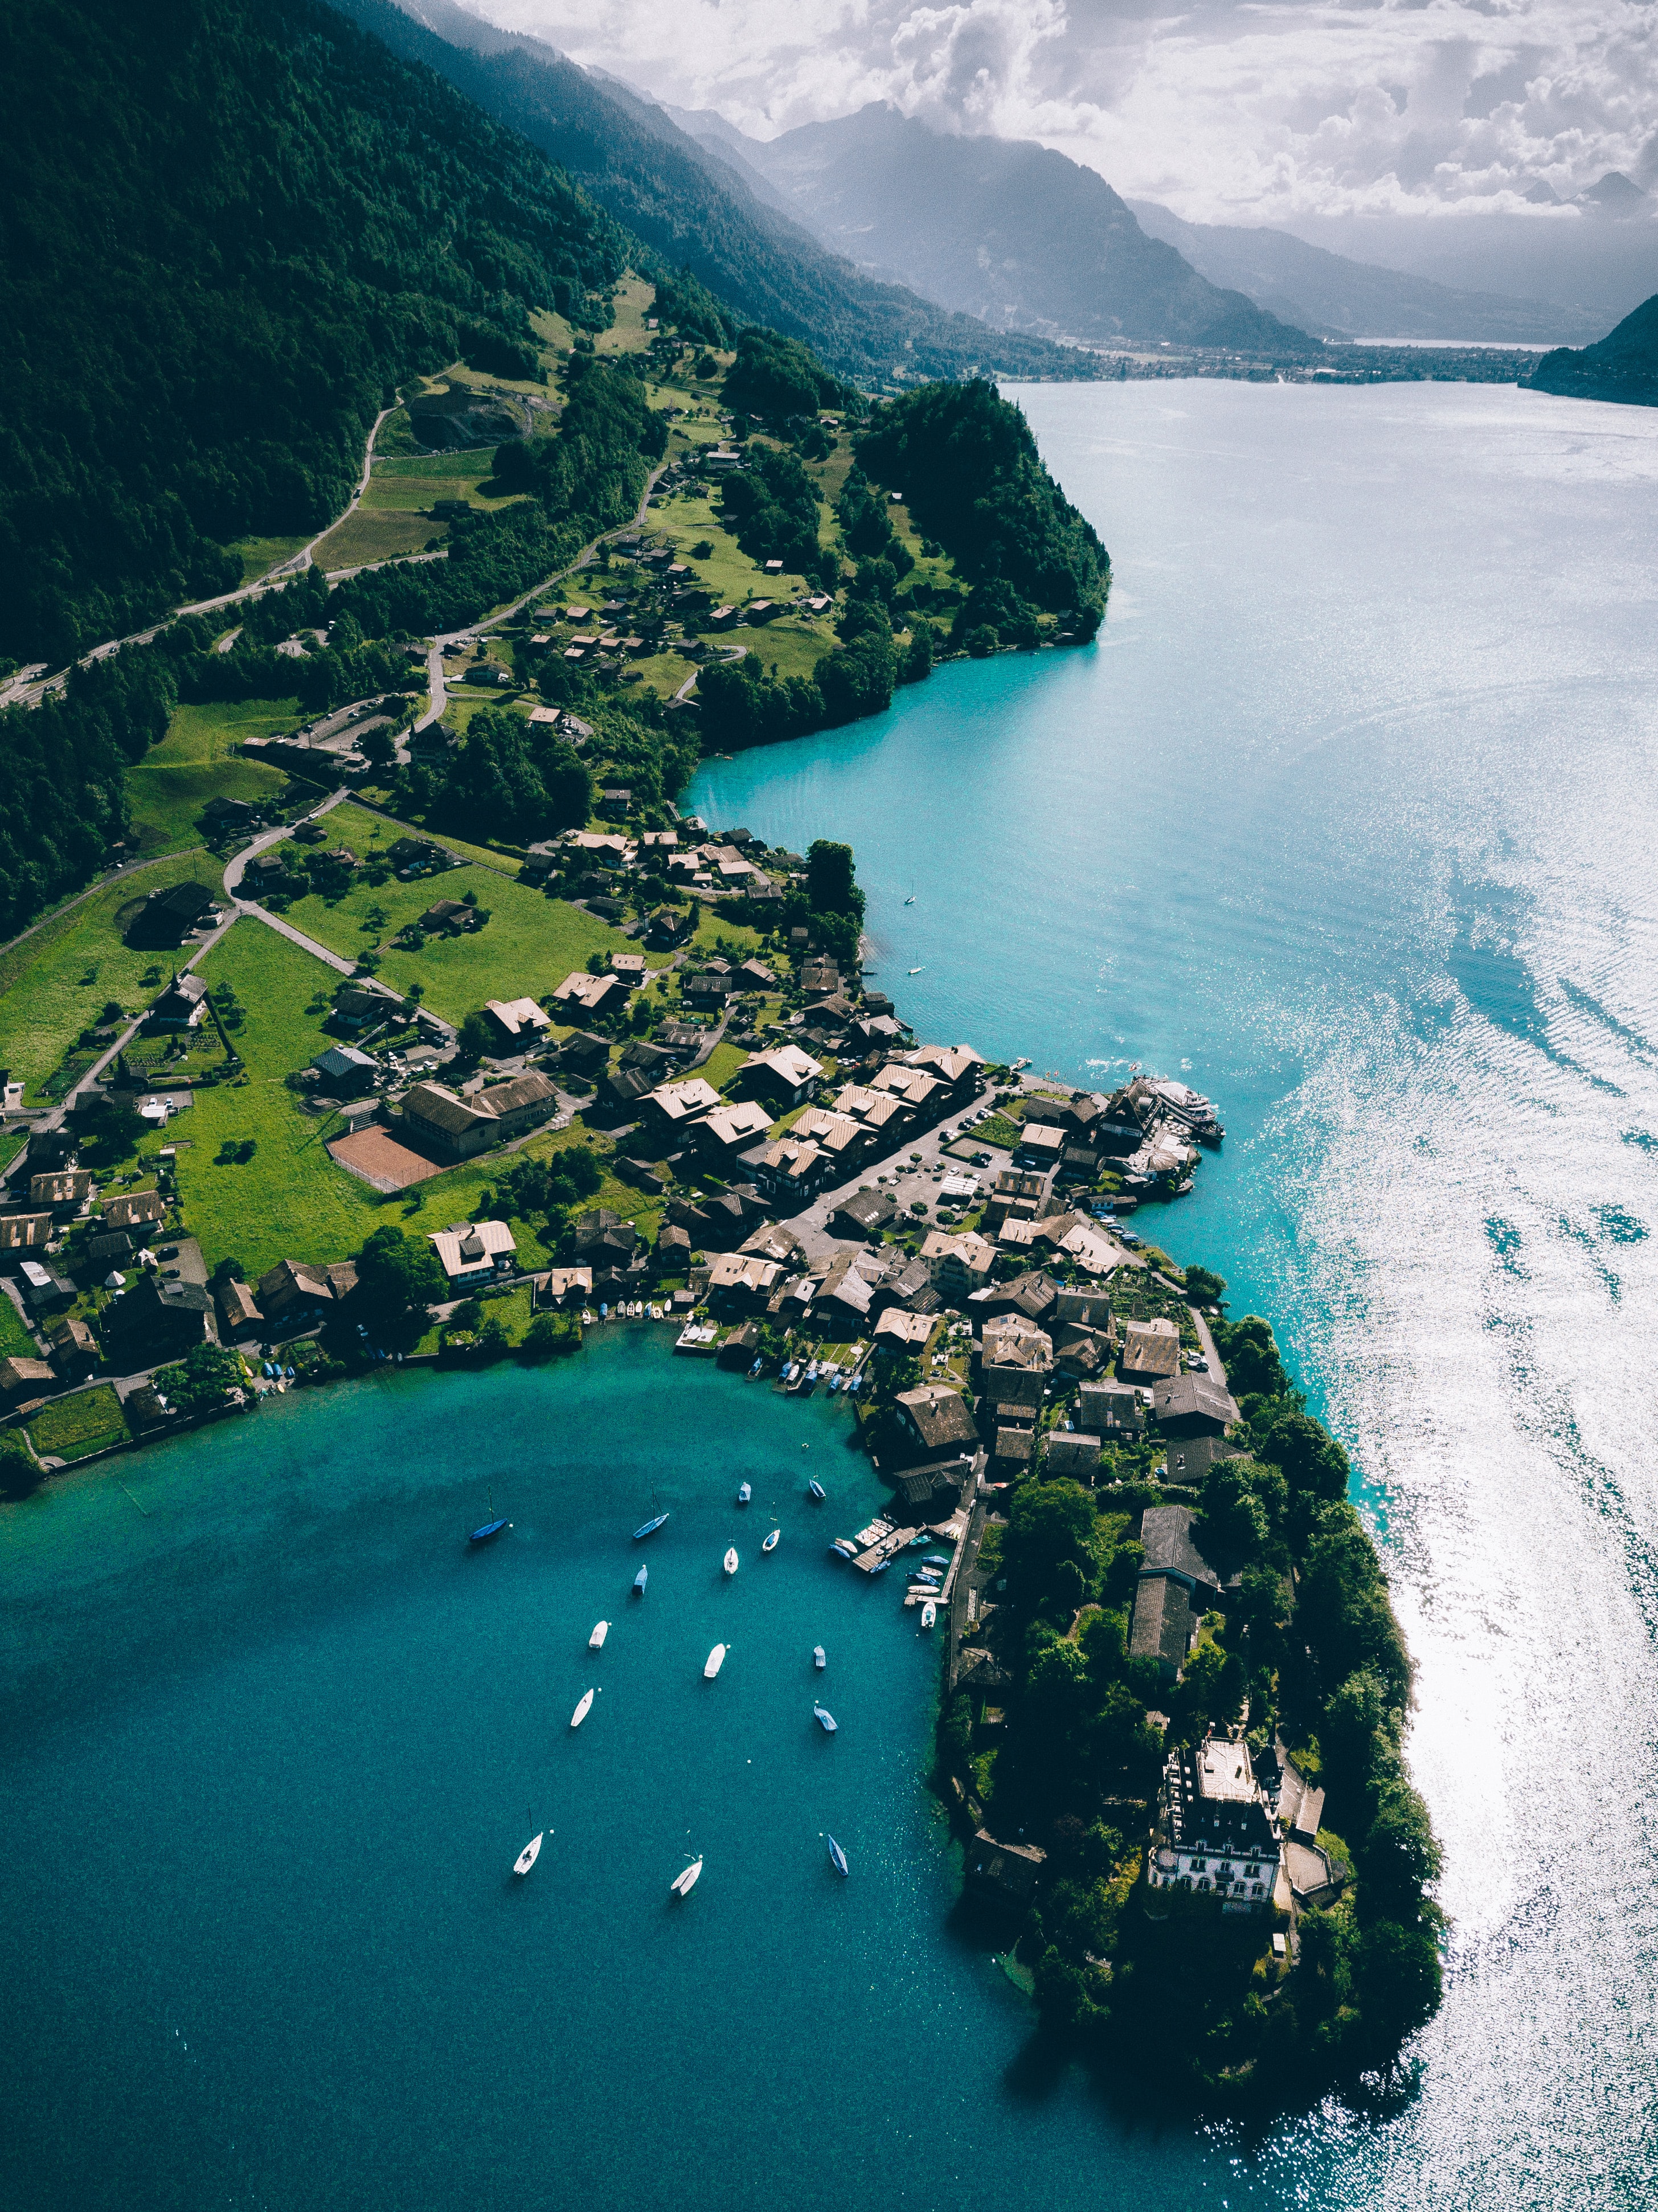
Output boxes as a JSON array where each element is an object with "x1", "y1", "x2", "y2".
[
  {"x1": 153, "y1": 920, "x2": 389, "y2": 1272},
  {"x1": 277, "y1": 814, "x2": 634, "y2": 1024},
  {"x1": 331, "y1": 804, "x2": 530, "y2": 879},
  {"x1": 312, "y1": 445, "x2": 530, "y2": 572},
  {"x1": 226, "y1": 534, "x2": 312, "y2": 585},
  {"x1": 26, "y1": 1384, "x2": 130, "y2": 1463},
  {"x1": 0, "y1": 1292, "x2": 39, "y2": 1359},
  {"x1": 0, "y1": 849, "x2": 227, "y2": 1103},
  {"x1": 127, "y1": 698, "x2": 298, "y2": 851}
]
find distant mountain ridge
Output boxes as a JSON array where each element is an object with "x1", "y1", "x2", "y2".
[
  {"x1": 341, "y1": 0, "x2": 1108, "y2": 387},
  {"x1": 1127, "y1": 201, "x2": 1607, "y2": 346},
  {"x1": 1529, "y1": 291, "x2": 1658, "y2": 406},
  {"x1": 693, "y1": 103, "x2": 1314, "y2": 358}
]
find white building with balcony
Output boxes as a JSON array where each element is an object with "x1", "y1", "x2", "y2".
[{"x1": 1148, "y1": 1735, "x2": 1282, "y2": 1910}]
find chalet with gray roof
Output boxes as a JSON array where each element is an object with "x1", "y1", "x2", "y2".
[{"x1": 1153, "y1": 1373, "x2": 1241, "y2": 1437}]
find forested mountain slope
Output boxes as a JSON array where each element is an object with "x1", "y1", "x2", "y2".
[
  {"x1": 336, "y1": 0, "x2": 1105, "y2": 388},
  {"x1": 1529, "y1": 291, "x2": 1658, "y2": 407},
  {"x1": 0, "y1": 0, "x2": 633, "y2": 665}
]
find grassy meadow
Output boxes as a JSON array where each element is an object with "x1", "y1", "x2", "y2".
[
  {"x1": 0, "y1": 849, "x2": 228, "y2": 1103},
  {"x1": 126, "y1": 698, "x2": 298, "y2": 853}
]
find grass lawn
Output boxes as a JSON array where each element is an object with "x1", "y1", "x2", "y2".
[
  {"x1": 324, "y1": 802, "x2": 531, "y2": 881},
  {"x1": 691, "y1": 909, "x2": 764, "y2": 958},
  {"x1": 735, "y1": 619, "x2": 835, "y2": 685},
  {"x1": 152, "y1": 920, "x2": 392, "y2": 1273},
  {"x1": 27, "y1": 1384, "x2": 130, "y2": 1463},
  {"x1": 653, "y1": 493, "x2": 801, "y2": 611},
  {"x1": 973, "y1": 1114, "x2": 1021, "y2": 1150},
  {"x1": 227, "y1": 535, "x2": 311, "y2": 585},
  {"x1": 593, "y1": 275, "x2": 657, "y2": 355},
  {"x1": 0, "y1": 1293, "x2": 39, "y2": 1359},
  {"x1": 698, "y1": 1039, "x2": 751, "y2": 1093},
  {"x1": 0, "y1": 849, "x2": 227, "y2": 1103},
  {"x1": 127, "y1": 698, "x2": 298, "y2": 852},
  {"x1": 313, "y1": 448, "x2": 531, "y2": 572},
  {"x1": 277, "y1": 869, "x2": 634, "y2": 1030}
]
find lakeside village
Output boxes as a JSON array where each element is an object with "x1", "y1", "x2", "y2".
[{"x1": 1, "y1": 802, "x2": 1436, "y2": 2091}]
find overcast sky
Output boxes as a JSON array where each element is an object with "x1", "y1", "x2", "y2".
[{"x1": 474, "y1": 0, "x2": 1657, "y2": 224}]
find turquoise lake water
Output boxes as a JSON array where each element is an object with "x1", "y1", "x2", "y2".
[{"x1": 8, "y1": 381, "x2": 1658, "y2": 2207}]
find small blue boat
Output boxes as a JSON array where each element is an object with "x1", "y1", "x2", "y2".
[
  {"x1": 633, "y1": 1512, "x2": 670, "y2": 1541},
  {"x1": 870, "y1": 1558, "x2": 891, "y2": 1575},
  {"x1": 813, "y1": 1704, "x2": 838, "y2": 1734},
  {"x1": 826, "y1": 1834, "x2": 849, "y2": 1877},
  {"x1": 468, "y1": 1517, "x2": 510, "y2": 1546},
  {"x1": 923, "y1": 1554, "x2": 950, "y2": 1567},
  {"x1": 633, "y1": 1564, "x2": 648, "y2": 1594},
  {"x1": 808, "y1": 1479, "x2": 826, "y2": 1502}
]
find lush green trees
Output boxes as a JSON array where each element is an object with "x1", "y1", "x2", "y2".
[
  {"x1": 154, "y1": 1342, "x2": 247, "y2": 1415},
  {"x1": 722, "y1": 331, "x2": 850, "y2": 420},
  {"x1": 854, "y1": 381, "x2": 1110, "y2": 641},
  {"x1": 0, "y1": 0, "x2": 631, "y2": 664},
  {"x1": 718, "y1": 448, "x2": 835, "y2": 586},
  {"x1": 353, "y1": 1224, "x2": 445, "y2": 1324},
  {"x1": 422, "y1": 708, "x2": 592, "y2": 845}
]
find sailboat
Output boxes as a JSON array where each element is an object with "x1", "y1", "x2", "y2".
[
  {"x1": 670, "y1": 1857, "x2": 703, "y2": 1898},
  {"x1": 826, "y1": 1835, "x2": 849, "y2": 1877},
  {"x1": 513, "y1": 1832, "x2": 545, "y2": 1877},
  {"x1": 723, "y1": 1547, "x2": 739, "y2": 1575},
  {"x1": 903, "y1": 894, "x2": 915, "y2": 905},
  {"x1": 469, "y1": 1486, "x2": 510, "y2": 1544},
  {"x1": 570, "y1": 1689, "x2": 595, "y2": 1728},
  {"x1": 762, "y1": 1528, "x2": 780, "y2": 1554}
]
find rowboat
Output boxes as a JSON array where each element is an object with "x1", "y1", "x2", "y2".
[
  {"x1": 633, "y1": 1512, "x2": 670, "y2": 1541},
  {"x1": 571, "y1": 1689, "x2": 595, "y2": 1728},
  {"x1": 513, "y1": 1832, "x2": 544, "y2": 1877},
  {"x1": 670, "y1": 1857, "x2": 703, "y2": 1898},
  {"x1": 808, "y1": 1479, "x2": 826, "y2": 1502},
  {"x1": 704, "y1": 1644, "x2": 727, "y2": 1679},
  {"x1": 469, "y1": 1517, "x2": 510, "y2": 1545},
  {"x1": 826, "y1": 1834, "x2": 849, "y2": 1877}
]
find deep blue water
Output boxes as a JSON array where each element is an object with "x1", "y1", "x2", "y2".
[{"x1": 7, "y1": 382, "x2": 1658, "y2": 2209}]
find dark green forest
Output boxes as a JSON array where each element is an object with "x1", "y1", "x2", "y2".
[{"x1": 0, "y1": 0, "x2": 633, "y2": 666}]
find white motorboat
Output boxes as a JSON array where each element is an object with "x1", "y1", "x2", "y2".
[
  {"x1": 813, "y1": 1645, "x2": 826, "y2": 1670},
  {"x1": 738, "y1": 1482, "x2": 751, "y2": 1504},
  {"x1": 762, "y1": 1528, "x2": 780, "y2": 1554},
  {"x1": 723, "y1": 1547, "x2": 739, "y2": 1575},
  {"x1": 670, "y1": 1857, "x2": 703, "y2": 1897},
  {"x1": 588, "y1": 1621, "x2": 609, "y2": 1649},
  {"x1": 921, "y1": 1601, "x2": 937, "y2": 1629},
  {"x1": 571, "y1": 1689, "x2": 595, "y2": 1728},
  {"x1": 813, "y1": 1703, "x2": 838, "y2": 1734},
  {"x1": 703, "y1": 1644, "x2": 727, "y2": 1679},
  {"x1": 513, "y1": 1832, "x2": 544, "y2": 1877}
]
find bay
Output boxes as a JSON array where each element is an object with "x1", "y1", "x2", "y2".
[{"x1": 6, "y1": 380, "x2": 1658, "y2": 2208}]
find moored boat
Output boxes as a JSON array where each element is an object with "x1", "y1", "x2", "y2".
[
  {"x1": 513, "y1": 1832, "x2": 544, "y2": 1877},
  {"x1": 737, "y1": 1481, "x2": 751, "y2": 1504},
  {"x1": 920, "y1": 1601, "x2": 936, "y2": 1630},
  {"x1": 813, "y1": 1644, "x2": 826, "y2": 1670},
  {"x1": 633, "y1": 1512, "x2": 670, "y2": 1540},
  {"x1": 633, "y1": 1564, "x2": 648, "y2": 1594},
  {"x1": 469, "y1": 1517, "x2": 511, "y2": 1545},
  {"x1": 808, "y1": 1479, "x2": 826, "y2": 1502},
  {"x1": 762, "y1": 1528, "x2": 780, "y2": 1554},
  {"x1": 723, "y1": 1547, "x2": 739, "y2": 1575},
  {"x1": 813, "y1": 1703, "x2": 837, "y2": 1734},
  {"x1": 570, "y1": 1689, "x2": 595, "y2": 1728},
  {"x1": 588, "y1": 1621, "x2": 609, "y2": 1649},
  {"x1": 670, "y1": 1857, "x2": 703, "y2": 1897},
  {"x1": 704, "y1": 1644, "x2": 727, "y2": 1679},
  {"x1": 826, "y1": 1834, "x2": 849, "y2": 1877}
]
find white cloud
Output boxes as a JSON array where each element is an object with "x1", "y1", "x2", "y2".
[{"x1": 474, "y1": 0, "x2": 1658, "y2": 222}]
